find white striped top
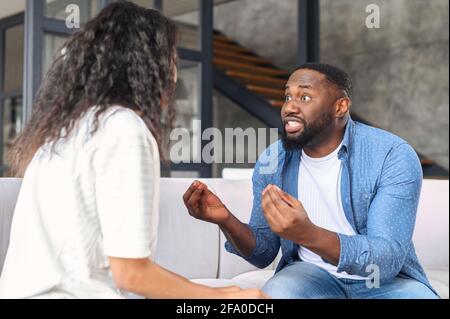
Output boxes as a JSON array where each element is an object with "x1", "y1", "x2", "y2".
[
  {"x1": 0, "y1": 106, "x2": 160, "y2": 298},
  {"x1": 297, "y1": 141, "x2": 367, "y2": 280}
]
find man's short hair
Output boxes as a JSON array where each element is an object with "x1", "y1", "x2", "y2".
[{"x1": 295, "y1": 63, "x2": 353, "y2": 99}]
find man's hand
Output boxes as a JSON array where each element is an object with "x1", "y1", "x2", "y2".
[
  {"x1": 183, "y1": 180, "x2": 230, "y2": 225},
  {"x1": 261, "y1": 184, "x2": 316, "y2": 244}
]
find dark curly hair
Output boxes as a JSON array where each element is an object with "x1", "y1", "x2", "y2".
[{"x1": 8, "y1": 1, "x2": 177, "y2": 176}]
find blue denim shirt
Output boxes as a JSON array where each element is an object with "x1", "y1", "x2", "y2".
[{"x1": 225, "y1": 117, "x2": 433, "y2": 291}]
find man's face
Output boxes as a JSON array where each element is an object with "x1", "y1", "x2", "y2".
[{"x1": 281, "y1": 69, "x2": 338, "y2": 150}]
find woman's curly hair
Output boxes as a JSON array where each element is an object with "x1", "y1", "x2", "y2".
[{"x1": 8, "y1": 1, "x2": 177, "y2": 176}]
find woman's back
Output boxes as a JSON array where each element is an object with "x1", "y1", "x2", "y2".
[{"x1": 0, "y1": 106, "x2": 160, "y2": 298}]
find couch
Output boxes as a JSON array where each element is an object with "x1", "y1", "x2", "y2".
[{"x1": 0, "y1": 177, "x2": 448, "y2": 298}]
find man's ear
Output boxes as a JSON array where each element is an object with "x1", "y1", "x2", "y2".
[{"x1": 335, "y1": 97, "x2": 351, "y2": 118}]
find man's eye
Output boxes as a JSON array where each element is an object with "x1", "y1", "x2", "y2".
[
  {"x1": 301, "y1": 95, "x2": 312, "y2": 102},
  {"x1": 285, "y1": 95, "x2": 292, "y2": 102}
]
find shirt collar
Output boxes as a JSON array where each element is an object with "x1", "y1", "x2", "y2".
[{"x1": 339, "y1": 116, "x2": 354, "y2": 157}]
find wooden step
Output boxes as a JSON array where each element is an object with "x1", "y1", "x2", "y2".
[
  {"x1": 246, "y1": 84, "x2": 285, "y2": 99},
  {"x1": 213, "y1": 41, "x2": 252, "y2": 53},
  {"x1": 214, "y1": 49, "x2": 272, "y2": 65},
  {"x1": 213, "y1": 33, "x2": 233, "y2": 43},
  {"x1": 225, "y1": 70, "x2": 287, "y2": 87},
  {"x1": 214, "y1": 58, "x2": 289, "y2": 76},
  {"x1": 269, "y1": 100, "x2": 285, "y2": 107},
  {"x1": 420, "y1": 159, "x2": 434, "y2": 166},
  {"x1": 214, "y1": 33, "x2": 232, "y2": 41}
]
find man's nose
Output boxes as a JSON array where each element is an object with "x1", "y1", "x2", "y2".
[{"x1": 282, "y1": 99, "x2": 300, "y2": 116}]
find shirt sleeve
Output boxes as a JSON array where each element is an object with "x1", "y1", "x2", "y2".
[
  {"x1": 93, "y1": 109, "x2": 160, "y2": 259},
  {"x1": 336, "y1": 143, "x2": 423, "y2": 282}
]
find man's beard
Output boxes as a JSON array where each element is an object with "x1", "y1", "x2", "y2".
[{"x1": 281, "y1": 112, "x2": 334, "y2": 151}]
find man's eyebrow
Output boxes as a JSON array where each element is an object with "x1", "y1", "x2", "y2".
[{"x1": 285, "y1": 84, "x2": 313, "y2": 89}]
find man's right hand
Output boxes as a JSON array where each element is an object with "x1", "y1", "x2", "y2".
[{"x1": 183, "y1": 180, "x2": 231, "y2": 225}]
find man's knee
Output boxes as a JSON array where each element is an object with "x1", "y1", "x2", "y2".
[
  {"x1": 262, "y1": 274, "x2": 311, "y2": 299},
  {"x1": 390, "y1": 280, "x2": 440, "y2": 299},
  {"x1": 261, "y1": 262, "x2": 344, "y2": 299}
]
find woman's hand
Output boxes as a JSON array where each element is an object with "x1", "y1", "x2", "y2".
[{"x1": 213, "y1": 286, "x2": 270, "y2": 299}]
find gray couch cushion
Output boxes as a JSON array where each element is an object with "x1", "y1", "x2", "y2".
[
  {"x1": 155, "y1": 178, "x2": 220, "y2": 279},
  {"x1": 0, "y1": 178, "x2": 22, "y2": 275}
]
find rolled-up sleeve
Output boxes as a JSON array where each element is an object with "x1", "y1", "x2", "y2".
[
  {"x1": 225, "y1": 155, "x2": 281, "y2": 269},
  {"x1": 337, "y1": 143, "x2": 423, "y2": 283}
]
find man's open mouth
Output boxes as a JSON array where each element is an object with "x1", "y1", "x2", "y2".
[{"x1": 284, "y1": 118, "x2": 303, "y2": 134}]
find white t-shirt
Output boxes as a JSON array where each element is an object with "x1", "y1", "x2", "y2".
[
  {"x1": 297, "y1": 142, "x2": 366, "y2": 280},
  {"x1": 0, "y1": 106, "x2": 160, "y2": 298}
]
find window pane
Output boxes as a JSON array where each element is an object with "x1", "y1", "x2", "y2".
[
  {"x1": 170, "y1": 170, "x2": 200, "y2": 178},
  {"x1": 164, "y1": 60, "x2": 200, "y2": 163},
  {"x1": 3, "y1": 24, "x2": 24, "y2": 93},
  {"x1": 2, "y1": 97, "x2": 23, "y2": 167},
  {"x1": 124, "y1": 0, "x2": 154, "y2": 8},
  {"x1": 164, "y1": 0, "x2": 200, "y2": 51},
  {"x1": 114, "y1": 0, "x2": 201, "y2": 50},
  {"x1": 45, "y1": 0, "x2": 102, "y2": 24},
  {"x1": 43, "y1": 34, "x2": 69, "y2": 76}
]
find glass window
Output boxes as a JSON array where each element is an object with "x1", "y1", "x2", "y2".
[
  {"x1": 3, "y1": 24, "x2": 24, "y2": 94},
  {"x1": 125, "y1": 0, "x2": 154, "y2": 8},
  {"x1": 45, "y1": 0, "x2": 102, "y2": 24},
  {"x1": 164, "y1": 0, "x2": 200, "y2": 51},
  {"x1": 43, "y1": 34, "x2": 69, "y2": 76},
  {"x1": 164, "y1": 59, "x2": 200, "y2": 164},
  {"x1": 1, "y1": 23, "x2": 24, "y2": 176},
  {"x1": 121, "y1": 0, "x2": 201, "y2": 50},
  {"x1": 211, "y1": 89, "x2": 278, "y2": 177},
  {"x1": 2, "y1": 97, "x2": 23, "y2": 167},
  {"x1": 170, "y1": 170, "x2": 200, "y2": 178}
]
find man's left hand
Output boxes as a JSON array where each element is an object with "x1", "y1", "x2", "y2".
[{"x1": 261, "y1": 184, "x2": 315, "y2": 244}]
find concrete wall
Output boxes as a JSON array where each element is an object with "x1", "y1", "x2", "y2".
[
  {"x1": 320, "y1": 0, "x2": 449, "y2": 171},
  {"x1": 175, "y1": 0, "x2": 449, "y2": 171}
]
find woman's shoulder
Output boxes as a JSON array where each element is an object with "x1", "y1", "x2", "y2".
[
  {"x1": 99, "y1": 105, "x2": 146, "y2": 129},
  {"x1": 82, "y1": 105, "x2": 158, "y2": 151}
]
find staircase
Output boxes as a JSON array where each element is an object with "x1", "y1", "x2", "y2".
[{"x1": 180, "y1": 24, "x2": 447, "y2": 177}]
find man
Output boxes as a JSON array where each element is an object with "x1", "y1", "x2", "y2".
[{"x1": 183, "y1": 63, "x2": 438, "y2": 299}]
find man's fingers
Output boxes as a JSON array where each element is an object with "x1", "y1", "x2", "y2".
[
  {"x1": 278, "y1": 189, "x2": 298, "y2": 208},
  {"x1": 183, "y1": 180, "x2": 199, "y2": 204},
  {"x1": 186, "y1": 184, "x2": 205, "y2": 211},
  {"x1": 183, "y1": 180, "x2": 209, "y2": 203},
  {"x1": 267, "y1": 186, "x2": 290, "y2": 211},
  {"x1": 261, "y1": 186, "x2": 284, "y2": 226}
]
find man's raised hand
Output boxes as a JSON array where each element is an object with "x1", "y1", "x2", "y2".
[{"x1": 183, "y1": 180, "x2": 231, "y2": 225}]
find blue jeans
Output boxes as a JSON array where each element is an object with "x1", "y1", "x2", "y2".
[{"x1": 262, "y1": 261, "x2": 439, "y2": 299}]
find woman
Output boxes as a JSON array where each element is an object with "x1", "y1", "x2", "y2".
[{"x1": 0, "y1": 1, "x2": 267, "y2": 299}]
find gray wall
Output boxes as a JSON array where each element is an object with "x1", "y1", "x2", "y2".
[
  {"x1": 320, "y1": 0, "x2": 449, "y2": 171},
  {"x1": 176, "y1": 0, "x2": 449, "y2": 171}
]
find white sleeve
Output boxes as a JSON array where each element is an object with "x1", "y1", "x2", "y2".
[{"x1": 93, "y1": 109, "x2": 160, "y2": 259}]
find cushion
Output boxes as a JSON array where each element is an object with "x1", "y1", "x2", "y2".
[
  {"x1": 0, "y1": 178, "x2": 22, "y2": 275},
  {"x1": 425, "y1": 267, "x2": 449, "y2": 299},
  {"x1": 155, "y1": 178, "x2": 220, "y2": 279}
]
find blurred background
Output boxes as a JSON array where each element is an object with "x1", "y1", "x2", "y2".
[{"x1": 0, "y1": 0, "x2": 448, "y2": 178}]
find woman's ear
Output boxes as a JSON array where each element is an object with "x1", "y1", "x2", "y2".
[
  {"x1": 172, "y1": 52, "x2": 178, "y2": 84},
  {"x1": 173, "y1": 64, "x2": 178, "y2": 84}
]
